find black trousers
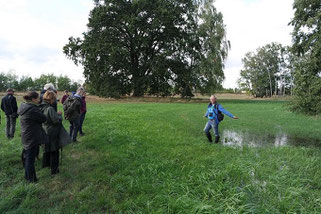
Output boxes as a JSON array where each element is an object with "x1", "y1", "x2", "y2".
[
  {"x1": 42, "y1": 150, "x2": 60, "y2": 174},
  {"x1": 5, "y1": 115, "x2": 16, "y2": 138},
  {"x1": 22, "y1": 146, "x2": 38, "y2": 182}
]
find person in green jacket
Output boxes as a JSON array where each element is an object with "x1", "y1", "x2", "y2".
[{"x1": 41, "y1": 90, "x2": 63, "y2": 175}]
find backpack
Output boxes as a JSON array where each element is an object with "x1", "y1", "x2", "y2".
[
  {"x1": 215, "y1": 104, "x2": 224, "y2": 122},
  {"x1": 63, "y1": 96, "x2": 79, "y2": 120}
]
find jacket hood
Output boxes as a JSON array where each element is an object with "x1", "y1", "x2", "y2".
[{"x1": 18, "y1": 102, "x2": 37, "y2": 116}]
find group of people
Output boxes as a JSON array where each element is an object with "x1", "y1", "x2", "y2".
[
  {"x1": 1, "y1": 86, "x2": 236, "y2": 183},
  {"x1": 0, "y1": 84, "x2": 87, "y2": 183}
]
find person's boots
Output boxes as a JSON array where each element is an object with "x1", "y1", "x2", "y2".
[
  {"x1": 206, "y1": 132, "x2": 213, "y2": 143},
  {"x1": 215, "y1": 136, "x2": 220, "y2": 143}
]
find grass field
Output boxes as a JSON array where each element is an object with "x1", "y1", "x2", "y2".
[{"x1": 0, "y1": 99, "x2": 321, "y2": 213}]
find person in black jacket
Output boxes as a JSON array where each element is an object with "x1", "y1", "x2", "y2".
[
  {"x1": 1, "y1": 88, "x2": 18, "y2": 139},
  {"x1": 18, "y1": 91, "x2": 47, "y2": 183}
]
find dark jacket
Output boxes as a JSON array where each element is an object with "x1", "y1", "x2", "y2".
[
  {"x1": 80, "y1": 96, "x2": 87, "y2": 114},
  {"x1": 18, "y1": 102, "x2": 47, "y2": 150},
  {"x1": 1, "y1": 94, "x2": 18, "y2": 116},
  {"x1": 41, "y1": 102, "x2": 63, "y2": 152}
]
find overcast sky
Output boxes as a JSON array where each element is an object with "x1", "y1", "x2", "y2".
[{"x1": 0, "y1": 0, "x2": 294, "y2": 88}]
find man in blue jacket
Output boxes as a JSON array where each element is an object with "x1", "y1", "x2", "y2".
[{"x1": 204, "y1": 95, "x2": 238, "y2": 143}]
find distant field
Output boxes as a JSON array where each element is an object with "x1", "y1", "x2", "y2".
[
  {"x1": 0, "y1": 92, "x2": 293, "y2": 103},
  {"x1": 0, "y1": 99, "x2": 320, "y2": 213}
]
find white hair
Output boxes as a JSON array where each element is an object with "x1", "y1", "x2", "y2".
[{"x1": 44, "y1": 83, "x2": 56, "y2": 91}]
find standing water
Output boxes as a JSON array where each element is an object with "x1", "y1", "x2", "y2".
[{"x1": 221, "y1": 130, "x2": 321, "y2": 148}]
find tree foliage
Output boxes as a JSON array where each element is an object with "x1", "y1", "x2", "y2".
[
  {"x1": 0, "y1": 72, "x2": 81, "y2": 92},
  {"x1": 289, "y1": 0, "x2": 321, "y2": 114},
  {"x1": 238, "y1": 43, "x2": 294, "y2": 97},
  {"x1": 64, "y1": 0, "x2": 229, "y2": 98}
]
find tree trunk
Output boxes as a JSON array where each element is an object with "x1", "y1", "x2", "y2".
[
  {"x1": 132, "y1": 75, "x2": 145, "y2": 97},
  {"x1": 268, "y1": 71, "x2": 273, "y2": 97}
]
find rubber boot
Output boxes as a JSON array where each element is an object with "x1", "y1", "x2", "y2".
[
  {"x1": 206, "y1": 132, "x2": 213, "y2": 143},
  {"x1": 215, "y1": 136, "x2": 220, "y2": 144}
]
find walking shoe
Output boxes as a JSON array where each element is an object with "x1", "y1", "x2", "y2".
[
  {"x1": 206, "y1": 132, "x2": 213, "y2": 143},
  {"x1": 215, "y1": 136, "x2": 220, "y2": 143}
]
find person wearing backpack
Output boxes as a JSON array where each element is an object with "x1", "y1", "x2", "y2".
[
  {"x1": 18, "y1": 91, "x2": 47, "y2": 183},
  {"x1": 41, "y1": 91, "x2": 63, "y2": 175},
  {"x1": 63, "y1": 88, "x2": 83, "y2": 142},
  {"x1": 204, "y1": 95, "x2": 238, "y2": 143},
  {"x1": 1, "y1": 88, "x2": 18, "y2": 139}
]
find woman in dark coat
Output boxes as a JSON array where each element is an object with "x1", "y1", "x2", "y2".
[
  {"x1": 18, "y1": 91, "x2": 47, "y2": 183},
  {"x1": 41, "y1": 91, "x2": 63, "y2": 175}
]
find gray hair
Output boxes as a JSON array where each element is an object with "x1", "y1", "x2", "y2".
[
  {"x1": 76, "y1": 87, "x2": 85, "y2": 96},
  {"x1": 44, "y1": 83, "x2": 56, "y2": 91}
]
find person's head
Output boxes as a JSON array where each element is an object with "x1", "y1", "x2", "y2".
[
  {"x1": 23, "y1": 91, "x2": 40, "y2": 104},
  {"x1": 210, "y1": 95, "x2": 217, "y2": 104},
  {"x1": 76, "y1": 87, "x2": 85, "y2": 96},
  {"x1": 6, "y1": 88, "x2": 14, "y2": 95},
  {"x1": 43, "y1": 83, "x2": 56, "y2": 91},
  {"x1": 43, "y1": 90, "x2": 57, "y2": 105},
  {"x1": 64, "y1": 90, "x2": 69, "y2": 95}
]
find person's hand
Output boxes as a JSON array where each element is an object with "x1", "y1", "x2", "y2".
[
  {"x1": 58, "y1": 111, "x2": 62, "y2": 115},
  {"x1": 233, "y1": 116, "x2": 239, "y2": 119}
]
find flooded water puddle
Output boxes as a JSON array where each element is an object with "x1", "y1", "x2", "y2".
[{"x1": 221, "y1": 130, "x2": 321, "y2": 148}]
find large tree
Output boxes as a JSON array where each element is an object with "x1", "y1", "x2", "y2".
[
  {"x1": 63, "y1": 0, "x2": 229, "y2": 98},
  {"x1": 289, "y1": 0, "x2": 321, "y2": 114}
]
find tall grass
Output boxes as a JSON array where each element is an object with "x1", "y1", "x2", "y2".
[{"x1": 0, "y1": 100, "x2": 320, "y2": 213}]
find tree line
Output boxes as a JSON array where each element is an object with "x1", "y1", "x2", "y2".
[
  {"x1": 238, "y1": 43, "x2": 295, "y2": 98},
  {"x1": 238, "y1": 0, "x2": 321, "y2": 114},
  {"x1": 0, "y1": 73, "x2": 81, "y2": 92}
]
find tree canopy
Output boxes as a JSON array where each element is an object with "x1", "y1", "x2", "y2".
[
  {"x1": 63, "y1": 0, "x2": 229, "y2": 98},
  {"x1": 238, "y1": 43, "x2": 294, "y2": 97},
  {"x1": 289, "y1": 0, "x2": 321, "y2": 114}
]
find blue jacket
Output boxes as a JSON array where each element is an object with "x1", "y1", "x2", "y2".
[{"x1": 205, "y1": 103, "x2": 234, "y2": 124}]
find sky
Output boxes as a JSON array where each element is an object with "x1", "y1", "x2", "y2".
[{"x1": 0, "y1": 0, "x2": 294, "y2": 88}]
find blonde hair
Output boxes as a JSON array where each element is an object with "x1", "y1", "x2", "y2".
[{"x1": 43, "y1": 90, "x2": 57, "y2": 104}]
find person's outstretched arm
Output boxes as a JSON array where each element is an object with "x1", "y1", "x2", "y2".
[{"x1": 218, "y1": 104, "x2": 238, "y2": 119}]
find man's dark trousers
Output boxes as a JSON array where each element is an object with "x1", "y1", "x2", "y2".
[{"x1": 6, "y1": 114, "x2": 16, "y2": 138}]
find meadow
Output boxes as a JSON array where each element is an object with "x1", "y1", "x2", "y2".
[{"x1": 0, "y1": 97, "x2": 321, "y2": 213}]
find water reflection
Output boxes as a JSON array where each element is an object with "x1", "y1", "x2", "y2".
[{"x1": 221, "y1": 130, "x2": 321, "y2": 148}]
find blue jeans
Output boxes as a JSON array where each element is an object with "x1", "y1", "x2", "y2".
[
  {"x1": 79, "y1": 113, "x2": 86, "y2": 134},
  {"x1": 204, "y1": 120, "x2": 219, "y2": 136},
  {"x1": 69, "y1": 117, "x2": 80, "y2": 141}
]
